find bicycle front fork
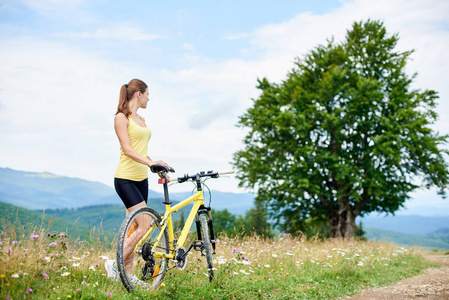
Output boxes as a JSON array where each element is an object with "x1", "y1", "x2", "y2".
[{"x1": 196, "y1": 206, "x2": 216, "y2": 253}]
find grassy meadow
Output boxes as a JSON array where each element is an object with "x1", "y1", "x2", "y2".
[{"x1": 0, "y1": 222, "x2": 435, "y2": 300}]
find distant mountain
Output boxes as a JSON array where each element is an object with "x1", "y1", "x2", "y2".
[
  {"x1": 0, "y1": 167, "x2": 121, "y2": 209},
  {"x1": 0, "y1": 167, "x2": 254, "y2": 215},
  {"x1": 360, "y1": 214, "x2": 449, "y2": 235},
  {"x1": 365, "y1": 227, "x2": 449, "y2": 250}
]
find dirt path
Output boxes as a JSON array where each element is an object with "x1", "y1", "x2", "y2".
[{"x1": 345, "y1": 254, "x2": 449, "y2": 300}]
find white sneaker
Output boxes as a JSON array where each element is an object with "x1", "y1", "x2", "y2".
[
  {"x1": 129, "y1": 274, "x2": 151, "y2": 288},
  {"x1": 105, "y1": 259, "x2": 119, "y2": 281}
]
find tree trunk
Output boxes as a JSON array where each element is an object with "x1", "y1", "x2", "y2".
[
  {"x1": 327, "y1": 211, "x2": 342, "y2": 238},
  {"x1": 327, "y1": 202, "x2": 357, "y2": 238},
  {"x1": 340, "y1": 209, "x2": 356, "y2": 238}
]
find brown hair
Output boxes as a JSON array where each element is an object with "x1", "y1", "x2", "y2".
[{"x1": 116, "y1": 79, "x2": 148, "y2": 117}]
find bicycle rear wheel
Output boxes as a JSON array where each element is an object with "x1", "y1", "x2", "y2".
[
  {"x1": 199, "y1": 214, "x2": 214, "y2": 281},
  {"x1": 116, "y1": 206, "x2": 169, "y2": 291}
]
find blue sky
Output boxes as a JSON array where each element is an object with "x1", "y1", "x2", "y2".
[{"x1": 0, "y1": 0, "x2": 448, "y2": 215}]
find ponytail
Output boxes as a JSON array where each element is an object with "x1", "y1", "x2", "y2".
[{"x1": 116, "y1": 79, "x2": 148, "y2": 117}]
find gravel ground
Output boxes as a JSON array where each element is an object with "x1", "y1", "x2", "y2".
[{"x1": 345, "y1": 254, "x2": 449, "y2": 300}]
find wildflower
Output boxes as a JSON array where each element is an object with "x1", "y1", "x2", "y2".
[
  {"x1": 76, "y1": 289, "x2": 81, "y2": 292},
  {"x1": 272, "y1": 254, "x2": 278, "y2": 258},
  {"x1": 232, "y1": 248, "x2": 241, "y2": 253},
  {"x1": 12, "y1": 240, "x2": 18, "y2": 245},
  {"x1": 107, "y1": 292, "x2": 112, "y2": 297},
  {"x1": 264, "y1": 264, "x2": 270, "y2": 267},
  {"x1": 286, "y1": 252, "x2": 294, "y2": 256},
  {"x1": 81, "y1": 281, "x2": 87, "y2": 285},
  {"x1": 94, "y1": 263, "x2": 99, "y2": 267},
  {"x1": 27, "y1": 288, "x2": 33, "y2": 293},
  {"x1": 357, "y1": 262, "x2": 364, "y2": 267},
  {"x1": 89, "y1": 266, "x2": 96, "y2": 271},
  {"x1": 31, "y1": 234, "x2": 39, "y2": 240},
  {"x1": 12, "y1": 273, "x2": 19, "y2": 278},
  {"x1": 72, "y1": 263, "x2": 80, "y2": 267},
  {"x1": 99, "y1": 255, "x2": 109, "y2": 260},
  {"x1": 0, "y1": 274, "x2": 5, "y2": 278},
  {"x1": 67, "y1": 295, "x2": 72, "y2": 298},
  {"x1": 7, "y1": 248, "x2": 12, "y2": 254},
  {"x1": 89, "y1": 248, "x2": 95, "y2": 251},
  {"x1": 60, "y1": 232, "x2": 66, "y2": 237},
  {"x1": 49, "y1": 242, "x2": 57, "y2": 247},
  {"x1": 42, "y1": 273, "x2": 49, "y2": 278},
  {"x1": 62, "y1": 272, "x2": 70, "y2": 277}
]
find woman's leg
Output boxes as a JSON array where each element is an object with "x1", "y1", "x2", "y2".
[{"x1": 115, "y1": 178, "x2": 150, "y2": 276}]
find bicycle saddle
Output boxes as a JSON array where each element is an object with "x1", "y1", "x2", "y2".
[{"x1": 150, "y1": 164, "x2": 175, "y2": 174}]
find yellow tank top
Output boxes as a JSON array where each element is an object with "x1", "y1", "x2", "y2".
[{"x1": 115, "y1": 115, "x2": 152, "y2": 181}]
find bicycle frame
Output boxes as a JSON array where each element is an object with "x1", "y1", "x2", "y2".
[{"x1": 134, "y1": 189, "x2": 207, "y2": 260}]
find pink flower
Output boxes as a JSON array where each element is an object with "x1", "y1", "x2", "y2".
[
  {"x1": 76, "y1": 288, "x2": 81, "y2": 292},
  {"x1": 89, "y1": 248, "x2": 95, "y2": 251},
  {"x1": 12, "y1": 240, "x2": 18, "y2": 245},
  {"x1": 94, "y1": 263, "x2": 99, "y2": 267},
  {"x1": 81, "y1": 281, "x2": 87, "y2": 285},
  {"x1": 49, "y1": 242, "x2": 57, "y2": 247},
  {"x1": 59, "y1": 232, "x2": 66, "y2": 237},
  {"x1": 27, "y1": 288, "x2": 33, "y2": 293},
  {"x1": 42, "y1": 273, "x2": 48, "y2": 278},
  {"x1": 7, "y1": 248, "x2": 12, "y2": 254},
  {"x1": 31, "y1": 234, "x2": 39, "y2": 240},
  {"x1": 107, "y1": 292, "x2": 112, "y2": 297}
]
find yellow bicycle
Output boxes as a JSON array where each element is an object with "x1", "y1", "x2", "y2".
[{"x1": 116, "y1": 164, "x2": 232, "y2": 292}]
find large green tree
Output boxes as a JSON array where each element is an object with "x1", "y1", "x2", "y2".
[{"x1": 233, "y1": 20, "x2": 449, "y2": 238}]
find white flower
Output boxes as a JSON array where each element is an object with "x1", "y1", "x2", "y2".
[
  {"x1": 11, "y1": 273, "x2": 19, "y2": 278},
  {"x1": 72, "y1": 263, "x2": 80, "y2": 267},
  {"x1": 44, "y1": 257, "x2": 51, "y2": 262},
  {"x1": 239, "y1": 270, "x2": 250, "y2": 275},
  {"x1": 286, "y1": 253, "x2": 294, "y2": 256},
  {"x1": 357, "y1": 262, "x2": 364, "y2": 267},
  {"x1": 89, "y1": 266, "x2": 96, "y2": 271},
  {"x1": 264, "y1": 264, "x2": 270, "y2": 268},
  {"x1": 272, "y1": 254, "x2": 278, "y2": 258},
  {"x1": 99, "y1": 255, "x2": 109, "y2": 260},
  {"x1": 61, "y1": 272, "x2": 70, "y2": 277}
]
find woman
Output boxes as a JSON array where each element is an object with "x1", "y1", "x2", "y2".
[{"x1": 105, "y1": 79, "x2": 171, "y2": 281}]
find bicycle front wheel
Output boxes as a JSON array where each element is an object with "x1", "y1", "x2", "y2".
[
  {"x1": 199, "y1": 213, "x2": 214, "y2": 281},
  {"x1": 116, "y1": 206, "x2": 169, "y2": 292}
]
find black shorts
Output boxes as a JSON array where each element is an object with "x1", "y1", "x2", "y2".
[{"x1": 114, "y1": 178, "x2": 148, "y2": 209}]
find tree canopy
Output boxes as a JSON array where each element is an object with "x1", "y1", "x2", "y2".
[{"x1": 233, "y1": 20, "x2": 449, "y2": 238}]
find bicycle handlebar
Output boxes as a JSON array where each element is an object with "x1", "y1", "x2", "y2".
[{"x1": 164, "y1": 170, "x2": 234, "y2": 186}]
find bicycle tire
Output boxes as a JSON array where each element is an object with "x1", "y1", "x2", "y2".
[
  {"x1": 116, "y1": 206, "x2": 169, "y2": 292},
  {"x1": 199, "y1": 214, "x2": 214, "y2": 281}
]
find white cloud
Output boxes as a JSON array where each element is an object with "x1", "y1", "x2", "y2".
[
  {"x1": 52, "y1": 26, "x2": 166, "y2": 41},
  {"x1": 1, "y1": 0, "x2": 448, "y2": 205}
]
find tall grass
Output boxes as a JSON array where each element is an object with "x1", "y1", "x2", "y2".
[{"x1": 0, "y1": 223, "x2": 433, "y2": 299}]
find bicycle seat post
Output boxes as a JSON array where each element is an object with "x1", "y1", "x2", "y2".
[{"x1": 158, "y1": 172, "x2": 172, "y2": 205}]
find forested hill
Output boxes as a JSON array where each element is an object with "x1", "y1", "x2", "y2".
[{"x1": 0, "y1": 201, "x2": 94, "y2": 239}]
